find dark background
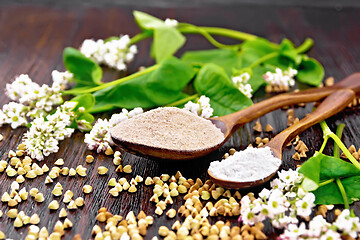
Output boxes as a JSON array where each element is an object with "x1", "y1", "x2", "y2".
[{"x1": 0, "y1": 1, "x2": 360, "y2": 239}]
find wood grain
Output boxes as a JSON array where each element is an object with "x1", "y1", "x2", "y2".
[{"x1": 0, "y1": 5, "x2": 360, "y2": 239}]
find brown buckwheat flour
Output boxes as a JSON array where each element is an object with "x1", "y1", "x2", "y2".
[{"x1": 111, "y1": 107, "x2": 224, "y2": 151}]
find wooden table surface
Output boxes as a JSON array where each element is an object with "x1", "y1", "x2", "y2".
[{"x1": 1, "y1": 4, "x2": 360, "y2": 239}]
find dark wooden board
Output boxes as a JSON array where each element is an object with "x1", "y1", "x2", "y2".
[{"x1": 0, "y1": 5, "x2": 360, "y2": 239}]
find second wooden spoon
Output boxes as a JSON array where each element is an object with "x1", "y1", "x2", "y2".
[{"x1": 208, "y1": 89, "x2": 355, "y2": 189}]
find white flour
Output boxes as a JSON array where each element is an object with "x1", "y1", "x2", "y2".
[{"x1": 208, "y1": 147, "x2": 281, "y2": 182}]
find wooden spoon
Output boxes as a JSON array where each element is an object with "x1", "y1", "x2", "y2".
[
  {"x1": 208, "y1": 89, "x2": 355, "y2": 189},
  {"x1": 112, "y1": 73, "x2": 360, "y2": 160}
]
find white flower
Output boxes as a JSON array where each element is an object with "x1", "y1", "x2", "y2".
[
  {"x1": 1, "y1": 102, "x2": 28, "y2": 129},
  {"x1": 22, "y1": 102, "x2": 76, "y2": 160},
  {"x1": 319, "y1": 229, "x2": 341, "y2": 240},
  {"x1": 333, "y1": 209, "x2": 360, "y2": 238},
  {"x1": 109, "y1": 107, "x2": 143, "y2": 127},
  {"x1": 5, "y1": 74, "x2": 40, "y2": 101},
  {"x1": 267, "y1": 189, "x2": 288, "y2": 216},
  {"x1": 295, "y1": 192, "x2": 315, "y2": 219},
  {"x1": 51, "y1": 70, "x2": 73, "y2": 90},
  {"x1": 184, "y1": 95, "x2": 213, "y2": 118},
  {"x1": 80, "y1": 35, "x2": 137, "y2": 71},
  {"x1": 263, "y1": 67, "x2": 297, "y2": 88},
  {"x1": 272, "y1": 215, "x2": 299, "y2": 229},
  {"x1": 3, "y1": 74, "x2": 64, "y2": 125},
  {"x1": 232, "y1": 73, "x2": 253, "y2": 98},
  {"x1": 279, "y1": 223, "x2": 306, "y2": 240},
  {"x1": 85, "y1": 107, "x2": 143, "y2": 153},
  {"x1": 259, "y1": 188, "x2": 271, "y2": 200},
  {"x1": 308, "y1": 215, "x2": 330, "y2": 237},
  {"x1": 164, "y1": 18, "x2": 178, "y2": 27}
]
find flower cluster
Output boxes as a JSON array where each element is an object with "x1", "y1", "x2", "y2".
[
  {"x1": 232, "y1": 72, "x2": 253, "y2": 98},
  {"x1": 240, "y1": 169, "x2": 315, "y2": 229},
  {"x1": 164, "y1": 18, "x2": 178, "y2": 27},
  {"x1": 263, "y1": 67, "x2": 297, "y2": 89},
  {"x1": 0, "y1": 72, "x2": 72, "y2": 129},
  {"x1": 22, "y1": 101, "x2": 77, "y2": 160},
  {"x1": 80, "y1": 35, "x2": 137, "y2": 71},
  {"x1": 279, "y1": 209, "x2": 360, "y2": 239},
  {"x1": 184, "y1": 95, "x2": 214, "y2": 118},
  {"x1": 84, "y1": 107, "x2": 143, "y2": 153}
]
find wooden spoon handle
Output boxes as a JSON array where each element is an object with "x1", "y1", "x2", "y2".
[
  {"x1": 267, "y1": 89, "x2": 355, "y2": 159},
  {"x1": 216, "y1": 73, "x2": 360, "y2": 136}
]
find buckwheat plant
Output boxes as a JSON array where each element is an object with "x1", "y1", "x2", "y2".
[
  {"x1": 240, "y1": 168, "x2": 315, "y2": 229},
  {"x1": 0, "y1": 72, "x2": 73, "y2": 129},
  {"x1": 80, "y1": 35, "x2": 137, "y2": 71},
  {"x1": 232, "y1": 72, "x2": 253, "y2": 98},
  {"x1": 263, "y1": 67, "x2": 297, "y2": 89},
  {"x1": 279, "y1": 209, "x2": 360, "y2": 239},
  {"x1": 22, "y1": 101, "x2": 77, "y2": 160},
  {"x1": 184, "y1": 95, "x2": 214, "y2": 118},
  {"x1": 84, "y1": 107, "x2": 143, "y2": 153}
]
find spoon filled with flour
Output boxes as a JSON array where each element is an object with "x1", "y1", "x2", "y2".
[
  {"x1": 111, "y1": 107, "x2": 225, "y2": 160},
  {"x1": 111, "y1": 86, "x2": 356, "y2": 160},
  {"x1": 208, "y1": 89, "x2": 355, "y2": 189}
]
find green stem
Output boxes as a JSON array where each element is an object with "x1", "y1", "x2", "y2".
[
  {"x1": 334, "y1": 123, "x2": 346, "y2": 158},
  {"x1": 63, "y1": 65, "x2": 159, "y2": 95},
  {"x1": 336, "y1": 178, "x2": 349, "y2": 209},
  {"x1": 320, "y1": 121, "x2": 360, "y2": 170},
  {"x1": 178, "y1": 24, "x2": 242, "y2": 49},
  {"x1": 249, "y1": 52, "x2": 280, "y2": 69},
  {"x1": 128, "y1": 31, "x2": 152, "y2": 45},
  {"x1": 318, "y1": 178, "x2": 335, "y2": 187},
  {"x1": 295, "y1": 38, "x2": 314, "y2": 54},
  {"x1": 199, "y1": 26, "x2": 259, "y2": 42},
  {"x1": 166, "y1": 94, "x2": 199, "y2": 107},
  {"x1": 318, "y1": 135, "x2": 329, "y2": 154}
]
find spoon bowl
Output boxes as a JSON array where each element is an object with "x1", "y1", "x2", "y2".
[
  {"x1": 111, "y1": 73, "x2": 360, "y2": 160},
  {"x1": 208, "y1": 89, "x2": 355, "y2": 189}
]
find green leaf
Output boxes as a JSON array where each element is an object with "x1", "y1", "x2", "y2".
[
  {"x1": 133, "y1": 11, "x2": 165, "y2": 30},
  {"x1": 279, "y1": 39, "x2": 299, "y2": 63},
  {"x1": 313, "y1": 176, "x2": 360, "y2": 205},
  {"x1": 154, "y1": 26, "x2": 186, "y2": 63},
  {"x1": 296, "y1": 56, "x2": 324, "y2": 86},
  {"x1": 300, "y1": 152, "x2": 360, "y2": 205},
  {"x1": 181, "y1": 49, "x2": 241, "y2": 76},
  {"x1": 91, "y1": 57, "x2": 195, "y2": 113},
  {"x1": 299, "y1": 153, "x2": 322, "y2": 184},
  {"x1": 63, "y1": 47, "x2": 102, "y2": 87},
  {"x1": 193, "y1": 63, "x2": 252, "y2": 116},
  {"x1": 70, "y1": 94, "x2": 95, "y2": 112},
  {"x1": 313, "y1": 181, "x2": 343, "y2": 205}
]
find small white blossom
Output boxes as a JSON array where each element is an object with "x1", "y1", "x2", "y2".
[
  {"x1": 84, "y1": 118, "x2": 113, "y2": 153},
  {"x1": 22, "y1": 102, "x2": 76, "y2": 160},
  {"x1": 184, "y1": 95, "x2": 214, "y2": 118},
  {"x1": 279, "y1": 223, "x2": 307, "y2": 240},
  {"x1": 263, "y1": 67, "x2": 297, "y2": 88},
  {"x1": 333, "y1": 209, "x2": 360, "y2": 238},
  {"x1": 80, "y1": 35, "x2": 137, "y2": 71},
  {"x1": 164, "y1": 18, "x2": 178, "y2": 27},
  {"x1": 51, "y1": 70, "x2": 73, "y2": 90},
  {"x1": 295, "y1": 192, "x2": 315, "y2": 219},
  {"x1": 2, "y1": 74, "x2": 64, "y2": 126},
  {"x1": 319, "y1": 229, "x2": 341, "y2": 240},
  {"x1": 85, "y1": 107, "x2": 143, "y2": 153},
  {"x1": 1, "y1": 102, "x2": 28, "y2": 129},
  {"x1": 232, "y1": 72, "x2": 253, "y2": 98},
  {"x1": 109, "y1": 107, "x2": 143, "y2": 127}
]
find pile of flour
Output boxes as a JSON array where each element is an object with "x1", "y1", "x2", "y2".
[
  {"x1": 111, "y1": 107, "x2": 224, "y2": 151},
  {"x1": 208, "y1": 147, "x2": 281, "y2": 182}
]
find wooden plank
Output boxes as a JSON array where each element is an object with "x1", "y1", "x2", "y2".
[{"x1": 0, "y1": 5, "x2": 359, "y2": 239}]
